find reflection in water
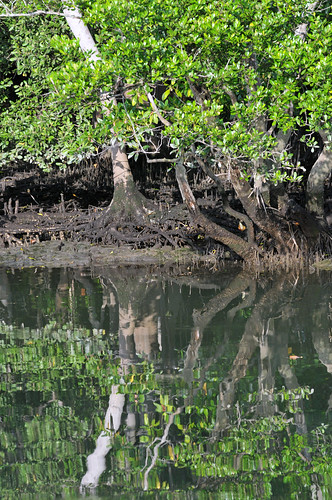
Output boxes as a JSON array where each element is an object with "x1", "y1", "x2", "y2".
[
  {"x1": 0, "y1": 266, "x2": 331, "y2": 498},
  {"x1": 80, "y1": 383, "x2": 125, "y2": 490}
]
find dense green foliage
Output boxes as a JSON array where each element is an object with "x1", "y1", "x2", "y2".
[
  {"x1": 1, "y1": 1, "x2": 332, "y2": 260},
  {"x1": 1, "y1": 1, "x2": 331, "y2": 178}
]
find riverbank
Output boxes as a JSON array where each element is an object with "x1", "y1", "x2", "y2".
[
  {"x1": 0, "y1": 240, "x2": 222, "y2": 269},
  {"x1": 1, "y1": 237, "x2": 332, "y2": 272},
  {"x1": 1, "y1": 163, "x2": 332, "y2": 271}
]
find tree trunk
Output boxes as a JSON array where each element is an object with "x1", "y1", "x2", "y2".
[
  {"x1": 175, "y1": 161, "x2": 261, "y2": 262},
  {"x1": 306, "y1": 131, "x2": 332, "y2": 217},
  {"x1": 230, "y1": 165, "x2": 294, "y2": 252},
  {"x1": 62, "y1": 2, "x2": 150, "y2": 222}
]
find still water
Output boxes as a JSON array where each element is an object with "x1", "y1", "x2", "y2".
[{"x1": 0, "y1": 265, "x2": 331, "y2": 499}]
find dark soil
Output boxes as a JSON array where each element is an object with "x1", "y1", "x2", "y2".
[
  {"x1": 3, "y1": 161, "x2": 330, "y2": 270},
  {"x1": 0, "y1": 161, "x2": 240, "y2": 266}
]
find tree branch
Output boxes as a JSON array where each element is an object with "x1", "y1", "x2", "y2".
[
  {"x1": 295, "y1": 2, "x2": 318, "y2": 40},
  {"x1": 222, "y1": 85, "x2": 238, "y2": 106},
  {"x1": 185, "y1": 76, "x2": 205, "y2": 107},
  {"x1": 146, "y1": 92, "x2": 172, "y2": 127},
  {"x1": 143, "y1": 407, "x2": 183, "y2": 490},
  {"x1": 146, "y1": 158, "x2": 175, "y2": 163},
  {"x1": 0, "y1": 10, "x2": 79, "y2": 18},
  {"x1": 193, "y1": 154, "x2": 255, "y2": 245}
]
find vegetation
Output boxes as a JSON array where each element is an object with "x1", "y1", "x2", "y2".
[{"x1": 1, "y1": 1, "x2": 332, "y2": 262}]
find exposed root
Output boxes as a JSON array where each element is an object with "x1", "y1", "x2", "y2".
[{"x1": 78, "y1": 216, "x2": 195, "y2": 249}]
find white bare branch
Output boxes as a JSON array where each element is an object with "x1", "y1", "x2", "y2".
[
  {"x1": 62, "y1": 3, "x2": 100, "y2": 61},
  {"x1": 146, "y1": 92, "x2": 172, "y2": 127},
  {"x1": 143, "y1": 406, "x2": 183, "y2": 490},
  {"x1": 0, "y1": 9, "x2": 79, "y2": 18}
]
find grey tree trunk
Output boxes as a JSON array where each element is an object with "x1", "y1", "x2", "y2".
[{"x1": 306, "y1": 131, "x2": 332, "y2": 217}]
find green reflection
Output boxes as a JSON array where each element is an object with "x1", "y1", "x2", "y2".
[{"x1": 0, "y1": 267, "x2": 331, "y2": 499}]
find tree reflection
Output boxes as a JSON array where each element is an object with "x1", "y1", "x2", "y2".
[{"x1": 0, "y1": 267, "x2": 331, "y2": 498}]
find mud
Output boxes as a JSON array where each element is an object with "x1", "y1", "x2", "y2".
[
  {"x1": 2, "y1": 161, "x2": 331, "y2": 271},
  {"x1": 0, "y1": 239, "x2": 221, "y2": 269},
  {"x1": 0, "y1": 162, "x2": 237, "y2": 265}
]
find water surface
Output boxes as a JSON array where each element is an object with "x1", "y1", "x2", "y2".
[{"x1": 0, "y1": 266, "x2": 331, "y2": 499}]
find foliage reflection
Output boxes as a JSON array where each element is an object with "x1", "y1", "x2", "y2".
[{"x1": 0, "y1": 267, "x2": 331, "y2": 499}]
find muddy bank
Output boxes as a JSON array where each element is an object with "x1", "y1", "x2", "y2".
[
  {"x1": 0, "y1": 240, "x2": 223, "y2": 269},
  {"x1": 0, "y1": 162, "x2": 242, "y2": 261},
  {"x1": 2, "y1": 162, "x2": 332, "y2": 271},
  {"x1": 1, "y1": 231, "x2": 331, "y2": 272}
]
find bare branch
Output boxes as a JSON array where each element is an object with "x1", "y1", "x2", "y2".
[
  {"x1": 143, "y1": 407, "x2": 183, "y2": 490},
  {"x1": 295, "y1": 2, "x2": 319, "y2": 40},
  {"x1": 146, "y1": 158, "x2": 176, "y2": 163},
  {"x1": 222, "y1": 85, "x2": 237, "y2": 106},
  {"x1": 63, "y1": 3, "x2": 100, "y2": 61},
  {"x1": 185, "y1": 76, "x2": 205, "y2": 107},
  {"x1": 192, "y1": 151, "x2": 255, "y2": 244},
  {"x1": 0, "y1": 10, "x2": 79, "y2": 18},
  {"x1": 146, "y1": 92, "x2": 172, "y2": 127}
]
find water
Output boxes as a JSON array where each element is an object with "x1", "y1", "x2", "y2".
[{"x1": 0, "y1": 266, "x2": 331, "y2": 499}]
